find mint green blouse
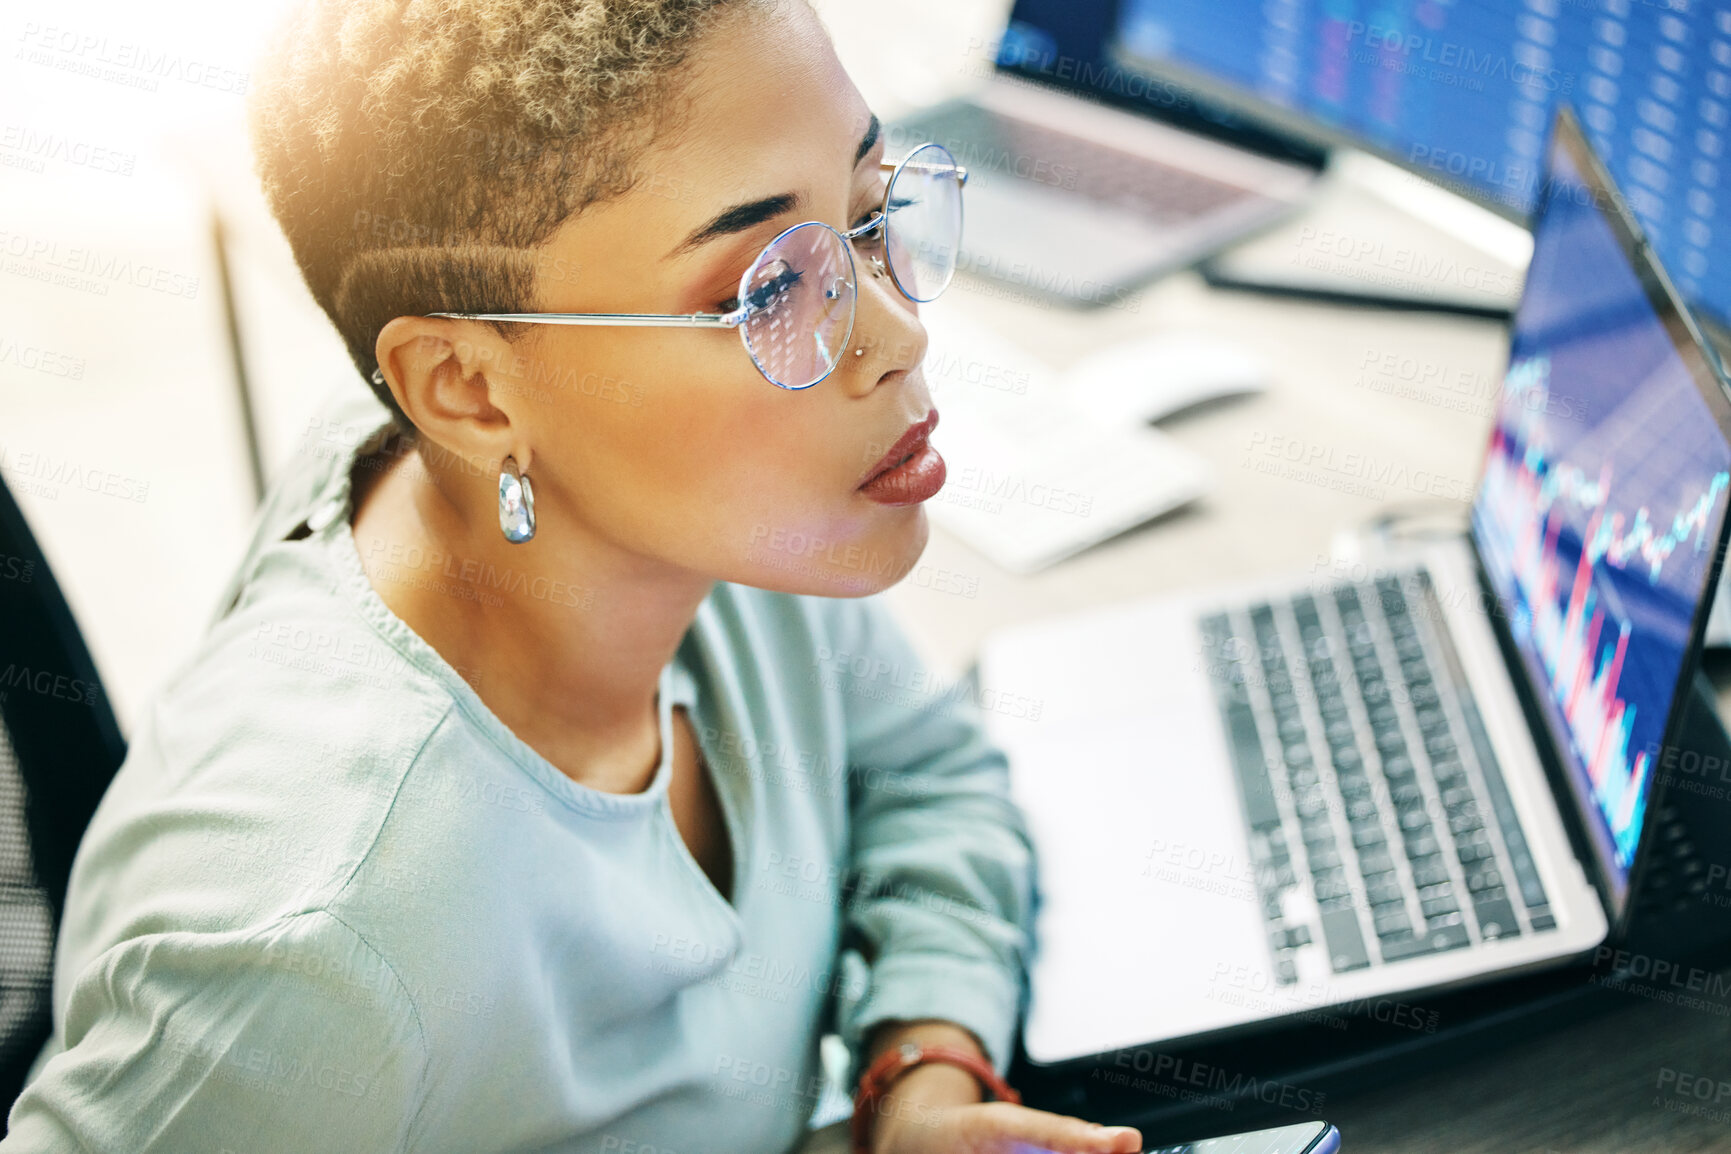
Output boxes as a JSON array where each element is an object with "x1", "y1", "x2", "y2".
[{"x1": 1, "y1": 384, "x2": 1035, "y2": 1154}]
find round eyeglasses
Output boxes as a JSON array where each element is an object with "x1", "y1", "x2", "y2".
[{"x1": 394, "y1": 142, "x2": 967, "y2": 392}]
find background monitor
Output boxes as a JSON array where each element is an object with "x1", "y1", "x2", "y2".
[{"x1": 996, "y1": 0, "x2": 1731, "y2": 330}]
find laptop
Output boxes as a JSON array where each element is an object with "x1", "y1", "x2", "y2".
[
  {"x1": 976, "y1": 106, "x2": 1731, "y2": 1065},
  {"x1": 887, "y1": 0, "x2": 1319, "y2": 308}
]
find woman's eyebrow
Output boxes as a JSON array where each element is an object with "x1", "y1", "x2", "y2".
[
  {"x1": 854, "y1": 113, "x2": 880, "y2": 165},
  {"x1": 665, "y1": 113, "x2": 881, "y2": 260},
  {"x1": 669, "y1": 192, "x2": 800, "y2": 258}
]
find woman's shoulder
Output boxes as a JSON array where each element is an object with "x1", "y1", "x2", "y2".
[
  {"x1": 63, "y1": 556, "x2": 464, "y2": 918},
  {"x1": 152, "y1": 533, "x2": 459, "y2": 786}
]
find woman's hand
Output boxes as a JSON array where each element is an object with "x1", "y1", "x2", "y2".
[
  {"x1": 865, "y1": 1063, "x2": 1142, "y2": 1154},
  {"x1": 876, "y1": 1101, "x2": 1144, "y2": 1154},
  {"x1": 857, "y1": 1020, "x2": 1142, "y2": 1154},
  {"x1": 872, "y1": 1085, "x2": 1142, "y2": 1154}
]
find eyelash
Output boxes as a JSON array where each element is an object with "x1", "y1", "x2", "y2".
[{"x1": 714, "y1": 188, "x2": 896, "y2": 312}]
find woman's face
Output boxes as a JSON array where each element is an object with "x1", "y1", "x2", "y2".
[{"x1": 473, "y1": 0, "x2": 943, "y2": 597}]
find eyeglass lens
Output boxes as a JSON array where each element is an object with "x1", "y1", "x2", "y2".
[
  {"x1": 883, "y1": 142, "x2": 963, "y2": 304},
  {"x1": 739, "y1": 221, "x2": 856, "y2": 389}
]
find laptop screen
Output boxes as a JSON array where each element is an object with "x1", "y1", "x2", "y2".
[{"x1": 1470, "y1": 111, "x2": 1731, "y2": 908}]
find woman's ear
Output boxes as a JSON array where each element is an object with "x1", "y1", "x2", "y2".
[{"x1": 374, "y1": 317, "x2": 517, "y2": 466}]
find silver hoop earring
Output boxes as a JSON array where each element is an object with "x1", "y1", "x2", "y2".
[{"x1": 499, "y1": 455, "x2": 536, "y2": 543}]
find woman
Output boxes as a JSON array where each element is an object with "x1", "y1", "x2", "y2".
[{"x1": 2, "y1": 2, "x2": 1145, "y2": 1152}]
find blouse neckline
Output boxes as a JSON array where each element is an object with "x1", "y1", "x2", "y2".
[{"x1": 301, "y1": 413, "x2": 701, "y2": 821}]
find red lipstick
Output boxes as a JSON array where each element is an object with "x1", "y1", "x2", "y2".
[{"x1": 858, "y1": 410, "x2": 945, "y2": 506}]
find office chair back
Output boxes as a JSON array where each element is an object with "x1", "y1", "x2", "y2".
[{"x1": 0, "y1": 473, "x2": 126, "y2": 1125}]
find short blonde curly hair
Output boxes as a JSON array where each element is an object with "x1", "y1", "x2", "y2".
[{"x1": 248, "y1": 0, "x2": 773, "y2": 431}]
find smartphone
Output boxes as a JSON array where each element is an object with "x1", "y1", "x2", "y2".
[{"x1": 1145, "y1": 1120, "x2": 1340, "y2": 1154}]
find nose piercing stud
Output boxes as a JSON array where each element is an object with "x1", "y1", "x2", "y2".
[{"x1": 854, "y1": 347, "x2": 866, "y2": 357}]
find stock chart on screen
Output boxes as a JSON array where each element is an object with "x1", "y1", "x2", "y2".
[
  {"x1": 1111, "y1": 0, "x2": 1731, "y2": 327},
  {"x1": 1471, "y1": 141, "x2": 1731, "y2": 880}
]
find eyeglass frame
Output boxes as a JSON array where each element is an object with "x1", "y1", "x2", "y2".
[{"x1": 371, "y1": 144, "x2": 968, "y2": 393}]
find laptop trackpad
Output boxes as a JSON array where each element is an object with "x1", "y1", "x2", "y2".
[{"x1": 1002, "y1": 643, "x2": 1274, "y2": 1059}]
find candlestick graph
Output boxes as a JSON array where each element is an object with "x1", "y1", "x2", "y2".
[{"x1": 1477, "y1": 354, "x2": 1730, "y2": 870}]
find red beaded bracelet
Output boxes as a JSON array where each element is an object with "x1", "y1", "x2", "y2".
[{"x1": 850, "y1": 1041, "x2": 1020, "y2": 1154}]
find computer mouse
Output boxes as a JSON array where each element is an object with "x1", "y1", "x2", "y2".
[{"x1": 1060, "y1": 333, "x2": 1270, "y2": 425}]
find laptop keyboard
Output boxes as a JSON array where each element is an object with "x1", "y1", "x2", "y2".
[
  {"x1": 1200, "y1": 569, "x2": 1558, "y2": 983},
  {"x1": 902, "y1": 103, "x2": 1257, "y2": 223}
]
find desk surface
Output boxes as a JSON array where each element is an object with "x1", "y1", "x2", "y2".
[{"x1": 1315, "y1": 985, "x2": 1731, "y2": 1152}]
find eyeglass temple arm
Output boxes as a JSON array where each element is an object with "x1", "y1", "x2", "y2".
[
  {"x1": 426, "y1": 309, "x2": 747, "y2": 328},
  {"x1": 879, "y1": 158, "x2": 968, "y2": 185},
  {"x1": 371, "y1": 309, "x2": 746, "y2": 386}
]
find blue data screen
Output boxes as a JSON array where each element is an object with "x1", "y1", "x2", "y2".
[{"x1": 1110, "y1": 0, "x2": 1731, "y2": 325}]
